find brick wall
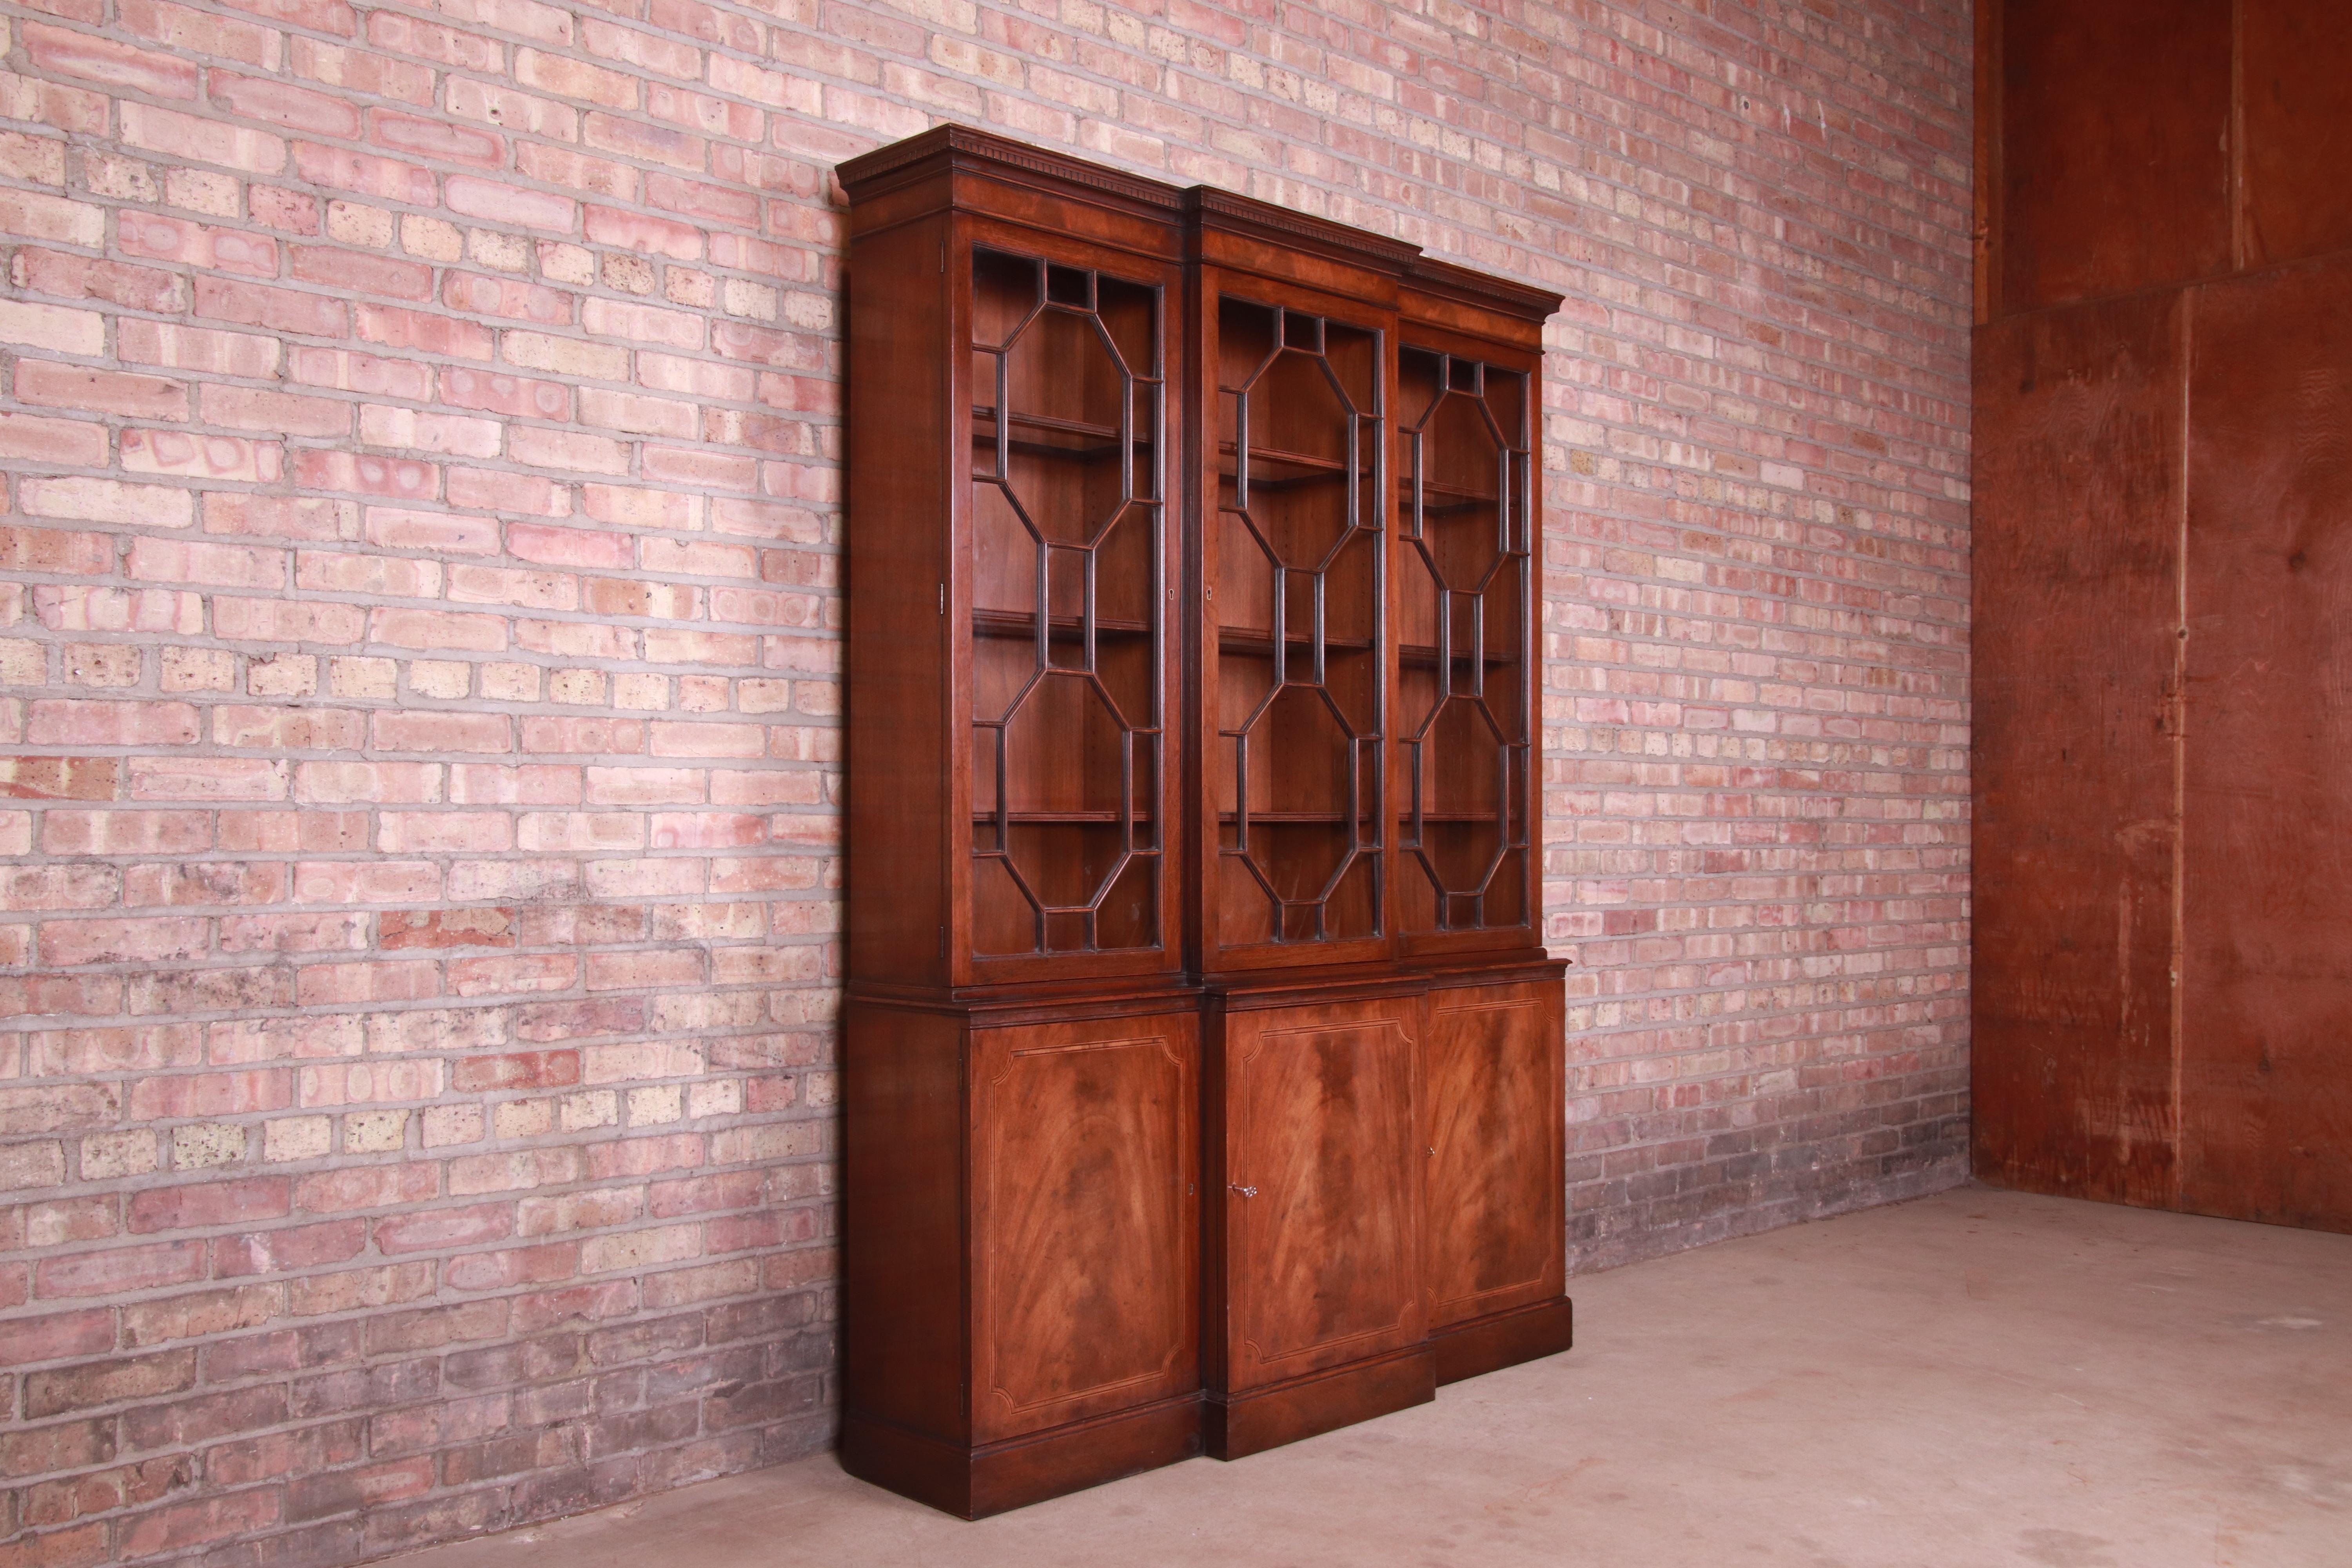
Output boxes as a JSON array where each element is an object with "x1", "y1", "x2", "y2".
[{"x1": 0, "y1": 0, "x2": 1973, "y2": 1562}]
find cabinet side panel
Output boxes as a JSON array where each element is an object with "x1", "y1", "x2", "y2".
[
  {"x1": 1223, "y1": 997, "x2": 1425, "y2": 1390},
  {"x1": 970, "y1": 1013, "x2": 1200, "y2": 1440},
  {"x1": 843, "y1": 1002, "x2": 967, "y2": 1440},
  {"x1": 2180, "y1": 256, "x2": 2352, "y2": 1232},
  {"x1": 1423, "y1": 977, "x2": 1563, "y2": 1326},
  {"x1": 848, "y1": 215, "x2": 953, "y2": 987},
  {"x1": 1970, "y1": 293, "x2": 2185, "y2": 1205}
]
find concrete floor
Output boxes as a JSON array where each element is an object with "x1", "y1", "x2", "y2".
[{"x1": 392, "y1": 1186, "x2": 2352, "y2": 1567}]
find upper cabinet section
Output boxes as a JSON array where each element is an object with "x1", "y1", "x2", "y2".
[
  {"x1": 840, "y1": 129, "x2": 1187, "y2": 992},
  {"x1": 968, "y1": 247, "x2": 1171, "y2": 963},
  {"x1": 839, "y1": 129, "x2": 1561, "y2": 993},
  {"x1": 1197, "y1": 254, "x2": 1399, "y2": 969},
  {"x1": 1394, "y1": 344, "x2": 1532, "y2": 942}
]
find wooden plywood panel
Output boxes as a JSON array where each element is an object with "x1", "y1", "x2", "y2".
[
  {"x1": 2241, "y1": 0, "x2": 2352, "y2": 269},
  {"x1": 1224, "y1": 998, "x2": 1423, "y2": 1391},
  {"x1": 970, "y1": 1013, "x2": 1198, "y2": 1439},
  {"x1": 1422, "y1": 980, "x2": 1562, "y2": 1328},
  {"x1": 2180, "y1": 256, "x2": 2352, "y2": 1232},
  {"x1": 2000, "y1": 0, "x2": 2231, "y2": 312},
  {"x1": 1971, "y1": 292, "x2": 2185, "y2": 1205}
]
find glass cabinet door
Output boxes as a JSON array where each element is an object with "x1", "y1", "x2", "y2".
[
  {"x1": 1394, "y1": 348, "x2": 1533, "y2": 936},
  {"x1": 966, "y1": 247, "x2": 1166, "y2": 958},
  {"x1": 1208, "y1": 296, "x2": 1387, "y2": 951}
]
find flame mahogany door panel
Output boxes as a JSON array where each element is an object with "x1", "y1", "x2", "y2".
[
  {"x1": 1221, "y1": 995, "x2": 1426, "y2": 1393},
  {"x1": 1422, "y1": 977, "x2": 1564, "y2": 1328},
  {"x1": 970, "y1": 1011, "x2": 1199, "y2": 1440}
]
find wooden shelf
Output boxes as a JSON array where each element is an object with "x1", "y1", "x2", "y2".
[
  {"x1": 1216, "y1": 442, "x2": 1366, "y2": 492},
  {"x1": 1398, "y1": 811, "x2": 1511, "y2": 824},
  {"x1": 1405, "y1": 475, "x2": 1500, "y2": 501},
  {"x1": 973, "y1": 405, "x2": 1146, "y2": 461},
  {"x1": 973, "y1": 810, "x2": 1155, "y2": 825},
  {"x1": 1398, "y1": 643, "x2": 1516, "y2": 669},
  {"x1": 973, "y1": 608, "x2": 1151, "y2": 641},
  {"x1": 1217, "y1": 811, "x2": 1374, "y2": 825},
  {"x1": 1217, "y1": 626, "x2": 1376, "y2": 658}
]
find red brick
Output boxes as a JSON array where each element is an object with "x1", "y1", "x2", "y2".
[
  {"x1": 119, "y1": 103, "x2": 286, "y2": 175},
  {"x1": 285, "y1": 1455, "x2": 433, "y2": 1523},
  {"x1": 121, "y1": 1381, "x2": 290, "y2": 1449},
  {"x1": 365, "y1": 11, "x2": 502, "y2": 71},
  {"x1": 128, "y1": 1069, "x2": 290, "y2": 1120},
  {"x1": 369, "y1": 109, "x2": 503, "y2": 167},
  {"x1": 358, "y1": 305, "x2": 497, "y2": 360},
  {"x1": 118, "y1": 0, "x2": 287, "y2": 65},
  {"x1": 0, "y1": 1308, "x2": 116, "y2": 1369},
  {"x1": 27, "y1": 702, "x2": 201, "y2": 748},
  {"x1": 117, "y1": 1488, "x2": 281, "y2": 1557},
  {"x1": 372, "y1": 1202, "x2": 513, "y2": 1255},
  {"x1": 290, "y1": 245, "x2": 434, "y2": 301},
  {"x1": 128, "y1": 1177, "x2": 292, "y2": 1234},
  {"x1": 293, "y1": 1164, "x2": 439, "y2": 1214},
  {"x1": 0, "y1": 1523, "x2": 108, "y2": 1568},
  {"x1": 22, "y1": 22, "x2": 197, "y2": 98},
  {"x1": 292, "y1": 141, "x2": 436, "y2": 203},
  {"x1": 10, "y1": 249, "x2": 185, "y2": 313},
  {"x1": 117, "y1": 211, "x2": 279, "y2": 276},
  {"x1": 194, "y1": 276, "x2": 348, "y2": 338},
  {"x1": 14, "y1": 361, "x2": 187, "y2": 420},
  {"x1": 199, "y1": 383, "x2": 351, "y2": 437},
  {"x1": 219, "y1": 0, "x2": 356, "y2": 35},
  {"x1": 210, "y1": 72, "x2": 364, "y2": 139},
  {"x1": 0, "y1": 412, "x2": 109, "y2": 466},
  {"x1": 212, "y1": 1219, "x2": 368, "y2": 1278},
  {"x1": 22, "y1": 1350, "x2": 196, "y2": 1418}
]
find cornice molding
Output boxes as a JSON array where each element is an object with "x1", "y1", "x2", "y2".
[
  {"x1": 837, "y1": 123, "x2": 1185, "y2": 210},
  {"x1": 1184, "y1": 187, "x2": 1423, "y2": 270},
  {"x1": 1404, "y1": 255, "x2": 1566, "y2": 323}
]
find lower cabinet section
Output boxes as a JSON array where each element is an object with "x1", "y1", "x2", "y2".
[
  {"x1": 1220, "y1": 995, "x2": 1428, "y2": 1394},
  {"x1": 842, "y1": 1000, "x2": 1202, "y2": 1519},
  {"x1": 969, "y1": 1015, "x2": 1198, "y2": 1441},
  {"x1": 841, "y1": 966, "x2": 1571, "y2": 1517},
  {"x1": 1423, "y1": 977, "x2": 1566, "y2": 1328}
]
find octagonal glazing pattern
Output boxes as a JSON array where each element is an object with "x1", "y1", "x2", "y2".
[
  {"x1": 1212, "y1": 297, "x2": 1385, "y2": 947},
  {"x1": 969, "y1": 248, "x2": 1163, "y2": 956},
  {"x1": 1395, "y1": 349, "x2": 1532, "y2": 933}
]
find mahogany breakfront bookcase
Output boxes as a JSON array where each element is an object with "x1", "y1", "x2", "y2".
[{"x1": 837, "y1": 126, "x2": 1572, "y2": 1519}]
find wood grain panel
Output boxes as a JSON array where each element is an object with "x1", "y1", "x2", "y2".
[
  {"x1": 846, "y1": 214, "x2": 952, "y2": 987},
  {"x1": 2179, "y1": 256, "x2": 2352, "y2": 1232},
  {"x1": 1422, "y1": 980, "x2": 1562, "y2": 1327},
  {"x1": 1224, "y1": 998, "x2": 1423, "y2": 1391},
  {"x1": 2000, "y1": 0, "x2": 2231, "y2": 311},
  {"x1": 971, "y1": 1013, "x2": 1198, "y2": 1439},
  {"x1": 1971, "y1": 292, "x2": 2185, "y2": 1205},
  {"x1": 842, "y1": 1002, "x2": 968, "y2": 1439},
  {"x1": 2241, "y1": 0, "x2": 2352, "y2": 269}
]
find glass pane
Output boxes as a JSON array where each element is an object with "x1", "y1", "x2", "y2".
[
  {"x1": 1396, "y1": 355, "x2": 1532, "y2": 933},
  {"x1": 968, "y1": 247, "x2": 1163, "y2": 957},
  {"x1": 1213, "y1": 296, "x2": 1385, "y2": 946}
]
